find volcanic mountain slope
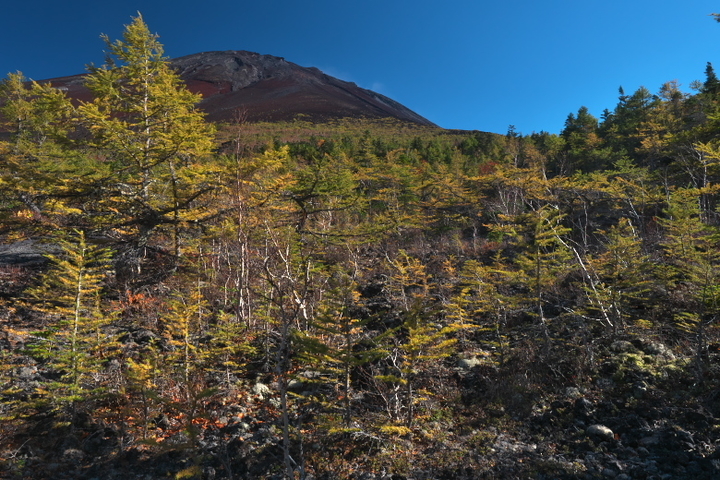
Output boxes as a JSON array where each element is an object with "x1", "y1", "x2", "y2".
[{"x1": 43, "y1": 50, "x2": 436, "y2": 126}]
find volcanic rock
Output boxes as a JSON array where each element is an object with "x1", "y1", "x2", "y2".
[
  {"x1": 39, "y1": 50, "x2": 436, "y2": 126},
  {"x1": 587, "y1": 424, "x2": 615, "y2": 442}
]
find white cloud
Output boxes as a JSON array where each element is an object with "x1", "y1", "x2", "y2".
[
  {"x1": 370, "y1": 82, "x2": 388, "y2": 94},
  {"x1": 318, "y1": 66, "x2": 356, "y2": 83}
]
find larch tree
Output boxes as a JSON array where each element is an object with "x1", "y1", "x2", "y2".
[
  {"x1": 378, "y1": 251, "x2": 461, "y2": 429},
  {"x1": 513, "y1": 205, "x2": 574, "y2": 346},
  {"x1": 445, "y1": 256, "x2": 513, "y2": 363},
  {"x1": 25, "y1": 231, "x2": 115, "y2": 416},
  {"x1": 77, "y1": 14, "x2": 216, "y2": 280},
  {"x1": 294, "y1": 266, "x2": 385, "y2": 429},
  {"x1": 659, "y1": 188, "x2": 720, "y2": 382},
  {"x1": 584, "y1": 217, "x2": 654, "y2": 333},
  {"x1": 0, "y1": 72, "x2": 79, "y2": 228}
]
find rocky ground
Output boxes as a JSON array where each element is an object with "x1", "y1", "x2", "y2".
[
  {"x1": 1, "y1": 327, "x2": 720, "y2": 479},
  {"x1": 1, "y1": 244, "x2": 720, "y2": 479}
]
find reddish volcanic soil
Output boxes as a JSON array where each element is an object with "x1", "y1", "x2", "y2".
[{"x1": 38, "y1": 50, "x2": 436, "y2": 126}]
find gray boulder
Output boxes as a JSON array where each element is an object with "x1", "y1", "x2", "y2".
[{"x1": 587, "y1": 424, "x2": 615, "y2": 442}]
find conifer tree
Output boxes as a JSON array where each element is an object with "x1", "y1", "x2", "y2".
[
  {"x1": 378, "y1": 251, "x2": 461, "y2": 428},
  {"x1": 633, "y1": 81, "x2": 687, "y2": 169},
  {"x1": 561, "y1": 106, "x2": 607, "y2": 172},
  {"x1": 0, "y1": 72, "x2": 79, "y2": 227},
  {"x1": 125, "y1": 350, "x2": 161, "y2": 439},
  {"x1": 289, "y1": 148, "x2": 359, "y2": 235},
  {"x1": 513, "y1": 205, "x2": 573, "y2": 344},
  {"x1": 703, "y1": 62, "x2": 720, "y2": 97},
  {"x1": 584, "y1": 217, "x2": 653, "y2": 332},
  {"x1": 25, "y1": 230, "x2": 114, "y2": 415},
  {"x1": 211, "y1": 309, "x2": 257, "y2": 390},
  {"x1": 257, "y1": 222, "x2": 319, "y2": 479},
  {"x1": 77, "y1": 14, "x2": 216, "y2": 273},
  {"x1": 445, "y1": 257, "x2": 512, "y2": 362},
  {"x1": 295, "y1": 267, "x2": 386, "y2": 428},
  {"x1": 659, "y1": 188, "x2": 720, "y2": 381},
  {"x1": 161, "y1": 283, "x2": 210, "y2": 401}
]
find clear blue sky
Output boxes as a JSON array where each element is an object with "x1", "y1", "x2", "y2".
[{"x1": 2, "y1": 1, "x2": 719, "y2": 134}]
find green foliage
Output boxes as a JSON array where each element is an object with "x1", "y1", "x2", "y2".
[
  {"x1": 210, "y1": 310, "x2": 257, "y2": 387},
  {"x1": 378, "y1": 251, "x2": 466, "y2": 427},
  {"x1": 660, "y1": 188, "x2": 720, "y2": 305},
  {"x1": 295, "y1": 266, "x2": 385, "y2": 426},
  {"x1": 445, "y1": 257, "x2": 511, "y2": 358},
  {"x1": 77, "y1": 14, "x2": 216, "y2": 254},
  {"x1": 658, "y1": 188, "x2": 720, "y2": 381},
  {"x1": 24, "y1": 230, "x2": 114, "y2": 411},
  {"x1": 584, "y1": 217, "x2": 654, "y2": 332},
  {"x1": 0, "y1": 72, "x2": 81, "y2": 228},
  {"x1": 512, "y1": 205, "x2": 574, "y2": 335},
  {"x1": 161, "y1": 283, "x2": 210, "y2": 397},
  {"x1": 125, "y1": 346, "x2": 162, "y2": 439},
  {"x1": 9, "y1": 12, "x2": 720, "y2": 478},
  {"x1": 0, "y1": 72, "x2": 72, "y2": 149}
]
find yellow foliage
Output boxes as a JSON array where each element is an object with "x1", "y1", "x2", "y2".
[
  {"x1": 379, "y1": 425, "x2": 412, "y2": 436},
  {"x1": 175, "y1": 466, "x2": 202, "y2": 479},
  {"x1": 13, "y1": 209, "x2": 34, "y2": 219}
]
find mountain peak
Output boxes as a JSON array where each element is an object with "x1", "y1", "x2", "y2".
[
  {"x1": 41, "y1": 50, "x2": 436, "y2": 126},
  {"x1": 169, "y1": 50, "x2": 435, "y2": 125}
]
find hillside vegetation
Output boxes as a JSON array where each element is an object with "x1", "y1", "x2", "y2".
[{"x1": 3, "y1": 14, "x2": 720, "y2": 480}]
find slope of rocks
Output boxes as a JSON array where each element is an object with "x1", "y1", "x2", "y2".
[{"x1": 38, "y1": 50, "x2": 436, "y2": 126}]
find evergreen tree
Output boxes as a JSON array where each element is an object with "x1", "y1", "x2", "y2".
[
  {"x1": 600, "y1": 86, "x2": 661, "y2": 163},
  {"x1": 631, "y1": 81, "x2": 687, "y2": 169},
  {"x1": 561, "y1": 106, "x2": 612, "y2": 172},
  {"x1": 703, "y1": 62, "x2": 720, "y2": 96}
]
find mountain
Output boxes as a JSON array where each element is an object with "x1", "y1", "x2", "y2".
[{"x1": 40, "y1": 50, "x2": 436, "y2": 126}]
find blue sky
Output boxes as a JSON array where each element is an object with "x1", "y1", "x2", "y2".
[{"x1": 2, "y1": 1, "x2": 719, "y2": 134}]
